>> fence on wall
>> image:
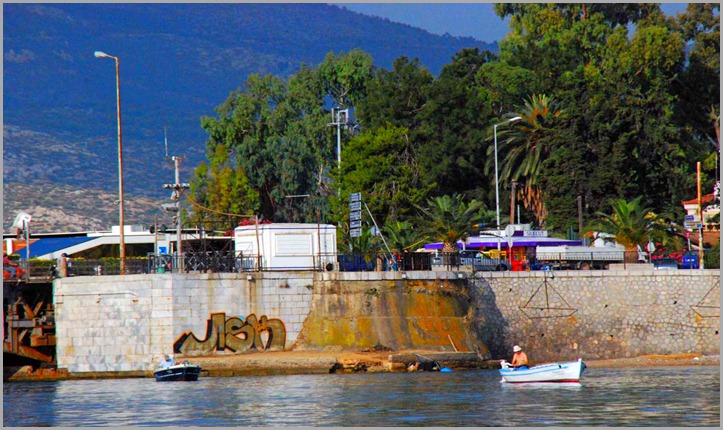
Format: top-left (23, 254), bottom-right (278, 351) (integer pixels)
top-left (3, 250), bottom-right (685, 283)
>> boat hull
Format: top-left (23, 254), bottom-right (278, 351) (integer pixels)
top-left (154, 363), bottom-right (202, 382)
top-left (499, 358), bottom-right (585, 383)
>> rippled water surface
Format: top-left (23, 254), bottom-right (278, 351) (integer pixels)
top-left (4, 366), bottom-right (719, 426)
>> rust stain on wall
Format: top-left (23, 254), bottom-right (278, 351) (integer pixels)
top-left (294, 279), bottom-right (486, 354)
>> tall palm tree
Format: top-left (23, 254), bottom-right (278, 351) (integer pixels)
top-left (586, 196), bottom-right (672, 262)
top-left (487, 94), bottom-right (562, 227)
top-left (414, 194), bottom-right (485, 252)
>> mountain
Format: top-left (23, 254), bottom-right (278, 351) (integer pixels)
top-left (2, 3), bottom-right (498, 233)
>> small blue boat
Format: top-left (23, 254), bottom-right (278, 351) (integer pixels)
top-left (154, 361), bottom-right (202, 382)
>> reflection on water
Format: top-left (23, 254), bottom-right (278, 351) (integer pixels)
top-left (4, 366), bottom-right (719, 426)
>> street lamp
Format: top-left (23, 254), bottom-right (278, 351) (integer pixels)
top-left (94, 50), bottom-right (126, 275)
top-left (493, 116), bottom-right (522, 250)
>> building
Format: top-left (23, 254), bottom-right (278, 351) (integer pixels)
top-left (681, 192), bottom-right (720, 247)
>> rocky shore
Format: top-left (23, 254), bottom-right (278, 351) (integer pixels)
top-left (5, 350), bottom-right (719, 381)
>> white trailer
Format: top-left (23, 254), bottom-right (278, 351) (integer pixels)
top-left (534, 245), bottom-right (630, 269)
top-left (234, 223), bottom-right (337, 271)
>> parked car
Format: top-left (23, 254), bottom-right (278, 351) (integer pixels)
top-left (474, 258), bottom-right (512, 271)
top-left (679, 252), bottom-right (700, 270)
top-left (458, 250), bottom-right (511, 271)
top-left (653, 258), bottom-right (679, 270)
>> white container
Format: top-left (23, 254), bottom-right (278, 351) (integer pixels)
top-left (234, 223), bottom-right (337, 270)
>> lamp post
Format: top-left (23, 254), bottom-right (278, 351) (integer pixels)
top-left (94, 50), bottom-right (126, 275)
top-left (493, 116), bottom-right (522, 250)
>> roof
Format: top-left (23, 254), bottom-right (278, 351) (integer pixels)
top-left (424, 236), bottom-right (582, 250)
top-left (14, 237), bottom-right (95, 259)
top-left (681, 193), bottom-right (716, 206)
top-left (235, 223), bottom-right (336, 232)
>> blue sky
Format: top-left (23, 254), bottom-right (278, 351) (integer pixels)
top-left (335, 3), bottom-right (688, 43)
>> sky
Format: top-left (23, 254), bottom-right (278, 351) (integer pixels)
top-left (334, 3), bottom-right (689, 43)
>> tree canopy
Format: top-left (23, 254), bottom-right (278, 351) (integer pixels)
top-left (192, 4), bottom-right (719, 251)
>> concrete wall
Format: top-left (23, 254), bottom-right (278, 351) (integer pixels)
top-left (54, 272), bottom-right (314, 373)
top-left (470, 269), bottom-right (720, 363)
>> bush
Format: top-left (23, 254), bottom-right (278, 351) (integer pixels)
top-left (704, 243), bottom-right (719, 269)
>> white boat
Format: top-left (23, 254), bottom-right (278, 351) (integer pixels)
top-left (499, 358), bottom-right (586, 383)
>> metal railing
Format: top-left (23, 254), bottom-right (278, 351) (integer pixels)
top-left (147, 252), bottom-right (255, 273)
top-left (531, 250), bottom-right (648, 270)
top-left (3, 250), bottom-right (670, 282)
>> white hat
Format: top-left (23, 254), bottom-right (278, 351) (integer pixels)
top-left (513, 345), bottom-right (522, 352)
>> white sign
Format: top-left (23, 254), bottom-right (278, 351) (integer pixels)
top-left (523, 230), bottom-right (548, 237)
top-left (350, 228), bottom-right (362, 238)
top-left (349, 192), bottom-right (361, 202)
top-left (350, 211), bottom-right (362, 221)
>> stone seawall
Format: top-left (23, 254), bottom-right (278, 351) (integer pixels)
top-left (470, 270), bottom-right (719, 363)
top-left (53, 269), bottom-right (719, 374)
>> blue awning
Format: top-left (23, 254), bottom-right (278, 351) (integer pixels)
top-left (14, 237), bottom-right (95, 258)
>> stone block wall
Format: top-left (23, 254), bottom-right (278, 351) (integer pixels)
top-left (54, 269), bottom-right (719, 373)
top-left (55, 272), bottom-right (314, 373)
top-left (470, 270), bottom-right (720, 363)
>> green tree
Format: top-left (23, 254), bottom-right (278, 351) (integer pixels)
top-left (416, 48), bottom-right (497, 199)
top-left (671, 4), bottom-right (720, 154)
top-left (189, 143), bottom-right (260, 230)
top-left (332, 124), bottom-right (432, 229)
top-left (317, 49), bottom-right (374, 108)
top-left (491, 3), bottom-right (709, 228)
top-left (488, 95), bottom-right (562, 228)
top-left (356, 56), bottom-right (434, 132)
top-left (196, 50), bottom-right (377, 224)
top-left (414, 194), bottom-right (485, 252)
top-left (382, 220), bottom-right (428, 253)
top-left (586, 196), bottom-right (674, 262)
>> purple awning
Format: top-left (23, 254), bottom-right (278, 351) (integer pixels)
top-left (424, 236), bottom-right (582, 250)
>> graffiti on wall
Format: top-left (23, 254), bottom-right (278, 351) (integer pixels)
top-left (174, 312), bottom-right (286, 355)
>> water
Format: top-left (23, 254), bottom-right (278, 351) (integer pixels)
top-left (4, 366), bottom-right (719, 426)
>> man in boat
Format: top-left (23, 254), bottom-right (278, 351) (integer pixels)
top-left (511, 345), bottom-right (529, 369)
top-left (159, 354), bottom-right (175, 369)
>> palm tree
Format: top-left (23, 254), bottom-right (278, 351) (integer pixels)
top-left (382, 221), bottom-right (428, 253)
top-left (414, 194), bottom-right (485, 252)
top-left (487, 94), bottom-right (562, 227)
top-left (586, 196), bottom-right (672, 263)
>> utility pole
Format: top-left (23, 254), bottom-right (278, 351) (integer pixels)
top-left (163, 155), bottom-right (189, 273)
top-left (697, 162), bottom-right (704, 269)
top-left (577, 196), bottom-right (583, 241)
